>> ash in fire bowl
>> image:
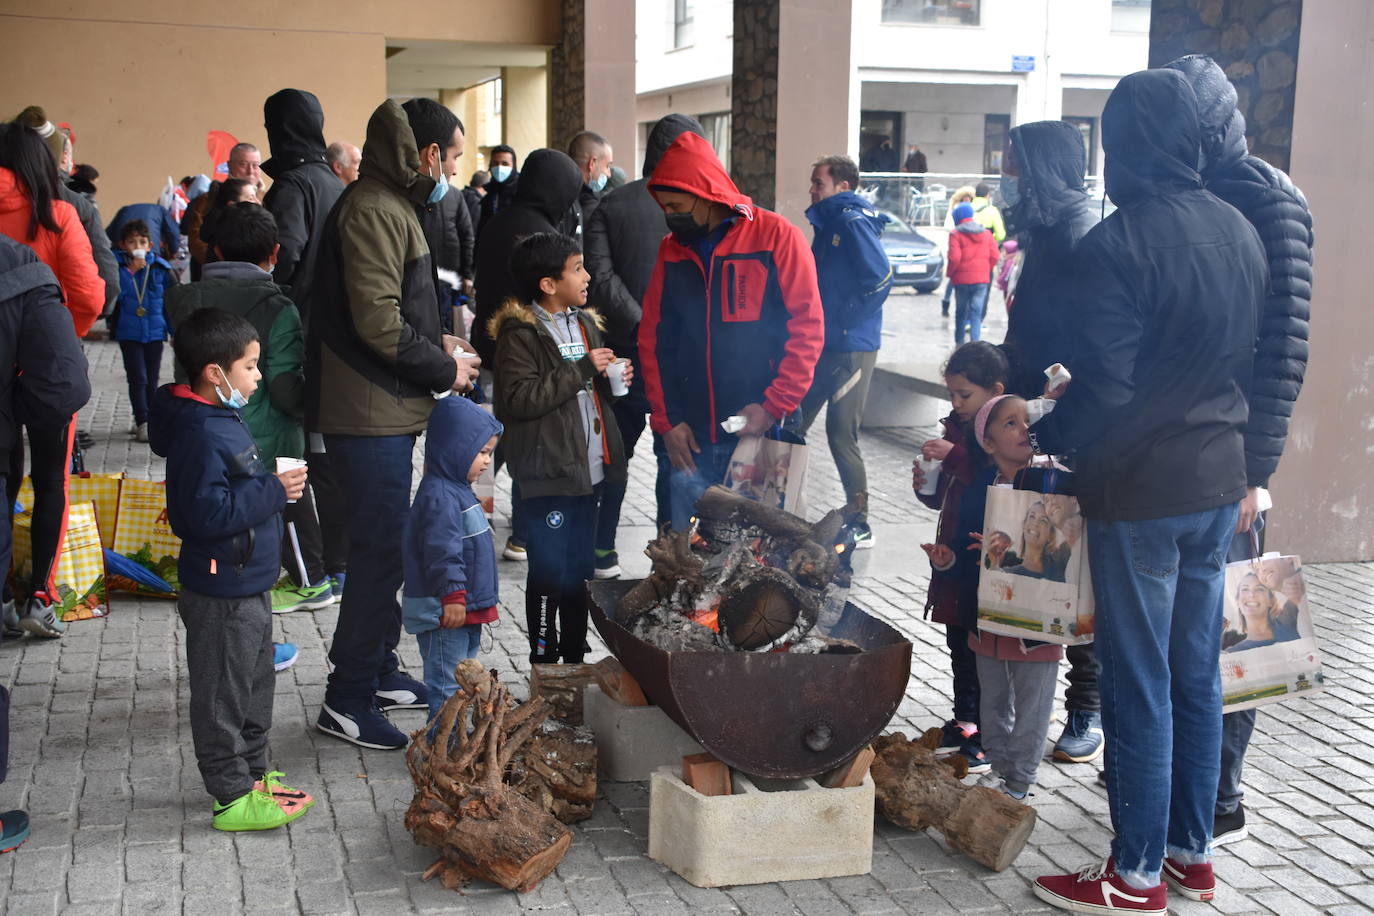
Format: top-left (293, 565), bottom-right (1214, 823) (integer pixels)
top-left (613, 485), bottom-right (862, 655)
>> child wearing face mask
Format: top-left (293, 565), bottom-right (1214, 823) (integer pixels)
top-left (113, 219), bottom-right (178, 442)
top-left (925, 394), bottom-right (1063, 800)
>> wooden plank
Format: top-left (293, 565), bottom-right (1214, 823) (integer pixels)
top-left (681, 752), bottom-right (732, 797)
top-left (820, 746), bottom-right (876, 789)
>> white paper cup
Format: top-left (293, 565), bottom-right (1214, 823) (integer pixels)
top-left (276, 457), bottom-right (307, 502)
top-left (917, 457), bottom-right (942, 496)
top-left (607, 358), bottom-right (630, 397)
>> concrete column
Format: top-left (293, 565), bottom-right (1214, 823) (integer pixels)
top-left (502, 65), bottom-right (549, 161)
top-left (732, 0), bottom-right (854, 227)
top-left (548, 0), bottom-right (637, 166)
top-left (1268, 2), bottom-right (1373, 561)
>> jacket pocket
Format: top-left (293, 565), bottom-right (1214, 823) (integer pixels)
top-left (720, 257), bottom-right (768, 323)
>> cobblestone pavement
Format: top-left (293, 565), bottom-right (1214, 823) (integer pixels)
top-left (1, 338), bottom-right (1371, 915)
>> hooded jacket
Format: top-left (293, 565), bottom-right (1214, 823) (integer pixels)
top-left (470, 149), bottom-right (584, 364)
top-left (108, 203), bottom-right (181, 265)
top-left (804, 190), bottom-right (892, 352)
top-left (1000, 120), bottom-right (1102, 397)
top-left (946, 216), bottom-right (999, 286)
top-left (402, 396), bottom-right (504, 634)
top-left (261, 89), bottom-right (343, 316)
top-left (166, 260), bottom-right (306, 464)
top-left (584, 114), bottom-right (706, 358)
top-left (149, 383), bottom-right (287, 598)
top-left (638, 132), bottom-right (824, 442)
top-left (477, 158), bottom-right (519, 235)
top-left (488, 301), bottom-right (627, 498)
top-left (0, 167), bottom-right (104, 337)
top-left (112, 250), bottom-right (176, 343)
top-left (305, 100), bottom-right (457, 437)
top-left (1028, 69), bottom-right (1268, 522)
top-left (1165, 54), bottom-right (1314, 489)
top-left (0, 236), bottom-right (90, 458)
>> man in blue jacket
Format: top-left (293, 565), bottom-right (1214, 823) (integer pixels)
top-left (800, 155), bottom-right (892, 546)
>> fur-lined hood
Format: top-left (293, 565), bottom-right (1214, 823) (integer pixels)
top-left (486, 299), bottom-right (604, 342)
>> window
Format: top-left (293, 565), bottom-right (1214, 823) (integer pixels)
top-left (984, 114), bottom-right (1010, 175)
top-left (1064, 116), bottom-right (1098, 175)
top-left (1110, 0), bottom-right (1150, 32)
top-left (699, 112), bottom-right (730, 172)
top-left (673, 0), bottom-right (695, 48)
top-left (859, 111), bottom-right (904, 173)
top-left (882, 0), bottom-right (980, 26)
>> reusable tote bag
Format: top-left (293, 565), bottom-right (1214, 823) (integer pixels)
top-left (724, 426), bottom-right (810, 519)
top-left (10, 499), bottom-right (108, 622)
top-left (109, 479), bottom-right (181, 597)
top-left (69, 472), bottom-right (124, 550)
top-left (1220, 554), bottom-right (1325, 712)
top-left (975, 468), bottom-right (1094, 645)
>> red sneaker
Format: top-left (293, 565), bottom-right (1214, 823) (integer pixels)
top-left (1163, 857), bottom-right (1215, 901)
top-left (1033, 859), bottom-right (1167, 914)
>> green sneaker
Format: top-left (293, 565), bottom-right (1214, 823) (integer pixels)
top-left (270, 580), bottom-right (335, 614)
top-left (254, 771), bottom-right (316, 815)
top-left (212, 788), bottom-right (305, 832)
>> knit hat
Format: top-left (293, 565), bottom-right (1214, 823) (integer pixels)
top-left (974, 394), bottom-right (1013, 451)
top-left (952, 202), bottom-right (976, 224)
top-left (14, 106), bottom-right (65, 167)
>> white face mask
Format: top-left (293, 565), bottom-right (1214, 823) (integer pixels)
top-left (129, 247), bottom-right (149, 261)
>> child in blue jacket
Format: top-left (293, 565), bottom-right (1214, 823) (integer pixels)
top-left (402, 396), bottom-right (504, 721)
top-left (113, 219), bottom-right (177, 442)
top-left (148, 307), bottom-right (314, 833)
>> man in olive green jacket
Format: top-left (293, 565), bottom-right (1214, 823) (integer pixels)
top-left (306, 98), bottom-right (478, 750)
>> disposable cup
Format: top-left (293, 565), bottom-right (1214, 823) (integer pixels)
top-left (276, 457), bottom-right (307, 502)
top-left (917, 457), bottom-right (942, 496)
top-left (607, 358), bottom-right (630, 397)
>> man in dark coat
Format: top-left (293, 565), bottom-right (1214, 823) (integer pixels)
top-left (997, 119), bottom-right (1104, 767)
top-left (1028, 69), bottom-right (1267, 912)
top-left (261, 89), bottom-right (342, 319)
top-left (402, 100), bottom-right (474, 332)
top-left (583, 114), bottom-right (704, 575)
top-left (1164, 53), bottom-right (1314, 850)
top-left (476, 144), bottom-right (518, 236)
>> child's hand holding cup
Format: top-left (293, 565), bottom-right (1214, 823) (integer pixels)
top-left (606, 358), bottom-right (633, 396)
top-left (914, 456), bottom-right (942, 496)
top-left (275, 457), bottom-right (308, 503)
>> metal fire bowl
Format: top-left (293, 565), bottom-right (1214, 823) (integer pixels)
top-left (588, 579), bottom-right (913, 780)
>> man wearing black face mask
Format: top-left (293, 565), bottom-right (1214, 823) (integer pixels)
top-left (638, 132), bottom-right (824, 531)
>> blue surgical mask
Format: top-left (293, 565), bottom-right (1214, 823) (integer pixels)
top-left (589, 171), bottom-right (608, 194)
top-left (492, 164), bottom-right (512, 184)
top-left (214, 365), bottom-right (249, 410)
top-left (427, 163), bottom-right (449, 205)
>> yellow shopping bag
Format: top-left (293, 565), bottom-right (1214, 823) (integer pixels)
top-left (10, 500), bottom-right (108, 622)
top-left (70, 472), bottom-right (123, 550)
top-left (109, 478), bottom-right (181, 597)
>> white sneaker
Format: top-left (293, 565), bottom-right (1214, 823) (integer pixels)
top-left (502, 539), bottom-right (528, 561)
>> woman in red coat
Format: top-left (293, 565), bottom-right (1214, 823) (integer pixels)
top-left (946, 202), bottom-right (1000, 345)
top-left (0, 121), bottom-right (103, 638)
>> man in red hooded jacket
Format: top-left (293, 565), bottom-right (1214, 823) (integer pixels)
top-left (638, 133), bottom-right (824, 530)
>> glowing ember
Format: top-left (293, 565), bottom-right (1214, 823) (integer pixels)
top-left (687, 602), bottom-right (721, 632)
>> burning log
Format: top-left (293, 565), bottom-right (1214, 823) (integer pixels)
top-left (869, 731), bottom-right (1036, 872)
top-left (405, 661), bottom-right (572, 892)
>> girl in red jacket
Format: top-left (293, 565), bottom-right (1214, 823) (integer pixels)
top-left (946, 202), bottom-right (1000, 345)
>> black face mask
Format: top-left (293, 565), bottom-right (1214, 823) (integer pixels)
top-left (666, 210), bottom-right (710, 244)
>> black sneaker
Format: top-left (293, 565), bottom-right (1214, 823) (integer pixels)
top-left (933, 720), bottom-right (973, 758)
top-left (1213, 804), bottom-right (1247, 848)
top-left (851, 523), bottom-right (875, 551)
top-left (316, 699), bottom-right (408, 750)
top-left (594, 550), bottom-right (622, 580)
top-left (957, 736), bottom-right (991, 774)
top-left (375, 670), bottom-right (429, 711)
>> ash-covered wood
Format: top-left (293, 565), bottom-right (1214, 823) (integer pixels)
top-left (405, 661), bottom-right (572, 892)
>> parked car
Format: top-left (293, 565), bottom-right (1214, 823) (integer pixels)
top-left (880, 211), bottom-right (944, 293)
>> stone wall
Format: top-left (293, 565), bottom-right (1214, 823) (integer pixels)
top-left (1148, 0), bottom-right (1303, 171)
top-left (731, 0), bottom-right (780, 209)
top-left (548, 0), bottom-right (586, 150)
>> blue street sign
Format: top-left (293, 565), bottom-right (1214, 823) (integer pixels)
top-left (1012, 55), bottom-right (1036, 72)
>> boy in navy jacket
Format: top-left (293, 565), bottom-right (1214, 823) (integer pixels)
top-left (402, 396), bottom-right (503, 721)
top-left (149, 307), bottom-right (315, 833)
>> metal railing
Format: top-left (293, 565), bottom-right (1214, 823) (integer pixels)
top-left (854, 172), bottom-right (1109, 228)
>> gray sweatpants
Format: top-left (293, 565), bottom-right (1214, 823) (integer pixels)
top-left (975, 654), bottom-right (1058, 795)
top-left (178, 588), bottom-right (275, 805)
top-left (799, 349), bottom-right (878, 509)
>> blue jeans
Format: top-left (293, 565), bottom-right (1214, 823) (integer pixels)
top-left (1087, 501), bottom-right (1239, 885)
top-left (953, 283), bottom-right (989, 344)
top-left (669, 440), bottom-right (737, 531)
top-left (416, 624), bottom-right (482, 721)
top-left (323, 433), bottom-right (416, 702)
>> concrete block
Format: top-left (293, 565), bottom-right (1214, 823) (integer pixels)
top-left (584, 685), bottom-right (703, 782)
top-left (648, 766), bottom-right (874, 887)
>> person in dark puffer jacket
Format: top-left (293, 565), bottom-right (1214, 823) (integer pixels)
top-left (1165, 52), bottom-right (1315, 851)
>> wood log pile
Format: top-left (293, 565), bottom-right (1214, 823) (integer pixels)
top-left (614, 485), bottom-right (859, 654)
top-left (404, 660), bottom-right (573, 893)
top-left (869, 729), bottom-right (1037, 872)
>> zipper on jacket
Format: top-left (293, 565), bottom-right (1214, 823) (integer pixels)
top-left (704, 253), bottom-right (718, 439)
